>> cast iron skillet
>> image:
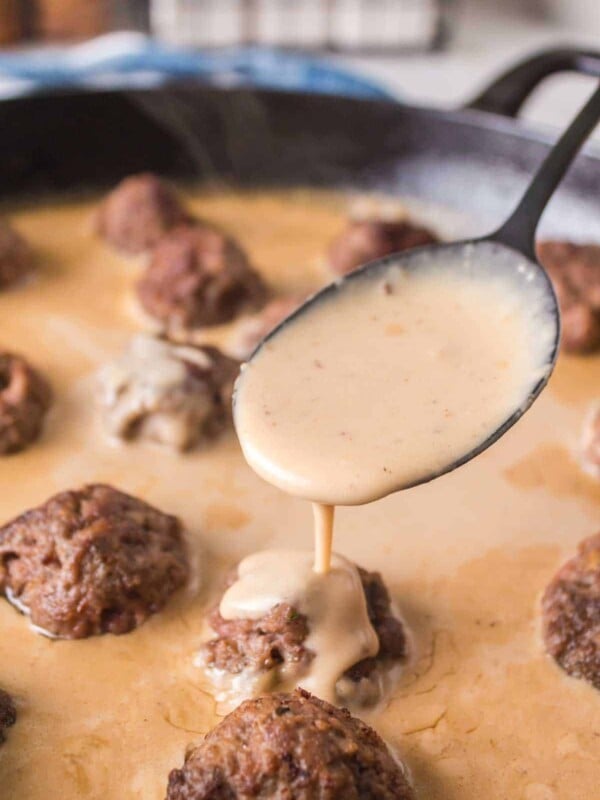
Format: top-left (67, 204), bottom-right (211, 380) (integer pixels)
top-left (0, 47), bottom-right (599, 242)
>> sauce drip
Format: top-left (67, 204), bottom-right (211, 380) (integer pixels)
top-left (312, 502), bottom-right (335, 573)
top-left (219, 549), bottom-right (379, 703)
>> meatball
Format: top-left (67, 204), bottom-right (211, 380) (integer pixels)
top-left (200, 566), bottom-right (406, 700)
top-left (580, 403), bottom-right (600, 480)
top-left (0, 219), bottom-right (32, 289)
top-left (95, 173), bottom-right (190, 254)
top-left (227, 295), bottom-right (304, 359)
top-left (166, 688), bottom-right (414, 800)
top-left (0, 689), bottom-right (16, 745)
top-left (328, 218), bottom-right (439, 276)
top-left (537, 241), bottom-right (600, 353)
top-left (0, 484), bottom-right (188, 639)
top-left (0, 351), bottom-right (52, 455)
top-left (542, 531), bottom-right (600, 689)
top-left (137, 224), bottom-right (266, 329)
top-left (99, 334), bottom-right (239, 451)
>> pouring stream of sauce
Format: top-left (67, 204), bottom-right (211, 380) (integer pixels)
top-left (312, 502), bottom-right (335, 573)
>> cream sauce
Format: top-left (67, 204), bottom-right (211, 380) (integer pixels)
top-left (0, 190), bottom-right (598, 800)
top-left (234, 257), bottom-right (557, 506)
top-left (312, 502), bottom-right (335, 573)
top-left (219, 549), bottom-right (379, 704)
top-left (99, 333), bottom-right (215, 448)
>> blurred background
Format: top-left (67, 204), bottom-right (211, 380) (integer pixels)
top-left (0, 0), bottom-right (598, 133)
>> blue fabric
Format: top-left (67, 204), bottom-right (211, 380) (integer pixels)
top-left (0, 34), bottom-right (395, 100)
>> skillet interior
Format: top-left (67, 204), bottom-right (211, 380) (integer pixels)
top-left (1, 84), bottom-right (600, 238)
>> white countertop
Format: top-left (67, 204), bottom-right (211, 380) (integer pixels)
top-left (337, 3), bottom-right (600, 138)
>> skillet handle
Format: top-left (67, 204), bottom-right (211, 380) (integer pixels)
top-left (467, 48), bottom-right (600, 117)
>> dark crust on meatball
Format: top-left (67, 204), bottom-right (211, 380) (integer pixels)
top-left (329, 218), bottom-right (439, 276)
top-left (201, 566), bottom-right (406, 682)
top-left (537, 241), bottom-right (600, 353)
top-left (166, 688), bottom-right (414, 800)
top-left (137, 224), bottom-right (267, 329)
top-left (0, 484), bottom-right (189, 639)
top-left (542, 532), bottom-right (600, 689)
top-left (0, 219), bottom-right (32, 289)
top-left (0, 689), bottom-right (16, 745)
top-left (204, 601), bottom-right (312, 676)
top-left (345, 568), bottom-right (407, 681)
top-left (96, 173), bottom-right (190, 254)
top-left (0, 352), bottom-right (52, 455)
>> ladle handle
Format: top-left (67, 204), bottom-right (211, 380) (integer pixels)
top-left (492, 82), bottom-right (600, 260)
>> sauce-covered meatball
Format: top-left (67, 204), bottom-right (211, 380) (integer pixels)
top-left (99, 334), bottom-right (239, 451)
top-left (166, 689), bottom-right (415, 800)
top-left (96, 173), bottom-right (190, 254)
top-left (136, 224), bottom-right (267, 329)
top-left (542, 531), bottom-right (600, 689)
top-left (0, 689), bottom-right (16, 745)
top-left (328, 218), bottom-right (438, 276)
top-left (200, 564), bottom-right (406, 706)
top-left (0, 351), bottom-right (52, 455)
top-left (0, 219), bottom-right (32, 289)
top-left (537, 241), bottom-right (600, 353)
top-left (0, 484), bottom-right (188, 639)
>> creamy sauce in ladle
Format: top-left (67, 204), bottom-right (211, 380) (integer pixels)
top-left (235, 254), bottom-right (557, 511)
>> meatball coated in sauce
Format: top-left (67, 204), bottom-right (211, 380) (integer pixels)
top-left (166, 689), bottom-right (414, 800)
top-left (537, 241), bottom-right (600, 353)
top-left (0, 219), bottom-right (32, 289)
top-left (0, 484), bottom-right (188, 639)
top-left (99, 334), bottom-right (239, 451)
top-left (201, 566), bottom-right (406, 701)
top-left (328, 218), bottom-right (439, 276)
top-left (0, 689), bottom-right (16, 745)
top-left (136, 224), bottom-right (267, 329)
top-left (96, 173), bottom-right (190, 254)
top-left (0, 351), bottom-right (52, 455)
top-left (542, 532), bottom-right (600, 689)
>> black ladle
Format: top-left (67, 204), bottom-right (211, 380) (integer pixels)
top-left (238, 83), bottom-right (600, 500)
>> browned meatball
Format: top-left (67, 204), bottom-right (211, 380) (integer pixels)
top-left (201, 566), bottom-right (406, 692)
top-left (0, 219), bottom-right (32, 289)
top-left (99, 334), bottom-right (239, 451)
top-left (329, 218), bottom-right (439, 276)
top-left (96, 173), bottom-right (190, 254)
top-left (0, 484), bottom-right (188, 639)
top-left (228, 295), bottom-right (305, 359)
top-left (0, 689), bottom-right (16, 745)
top-left (166, 689), bottom-right (414, 800)
top-left (0, 351), bottom-right (52, 455)
top-left (537, 241), bottom-right (600, 353)
top-left (137, 224), bottom-right (267, 329)
top-left (542, 532), bottom-right (600, 689)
